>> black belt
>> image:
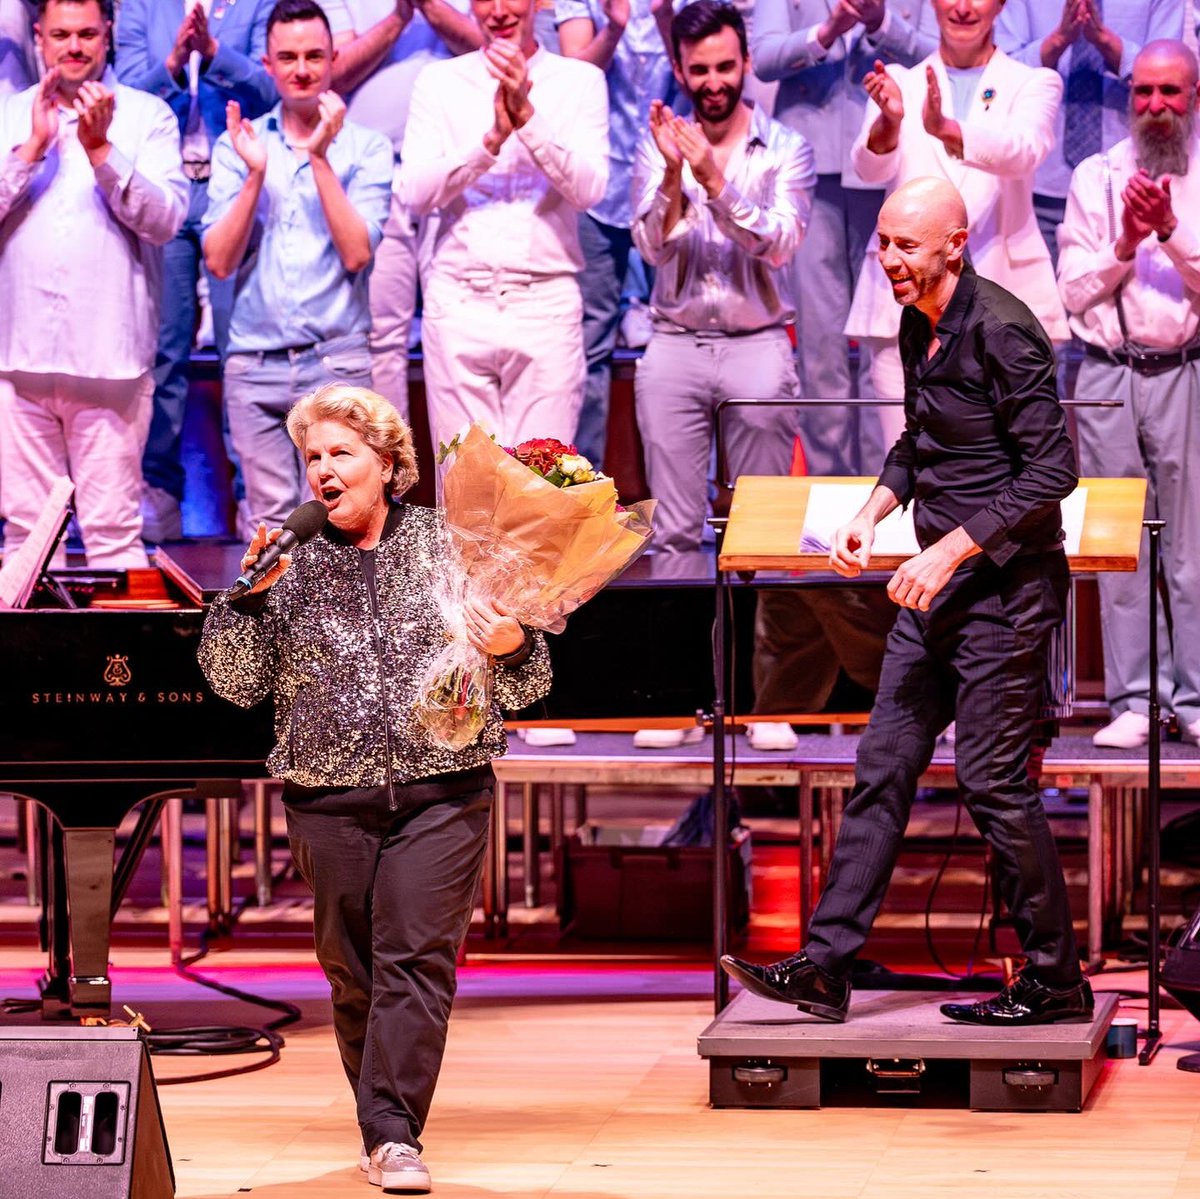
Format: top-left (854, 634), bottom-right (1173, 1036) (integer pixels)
top-left (1083, 341), bottom-right (1200, 376)
top-left (258, 342), bottom-right (318, 359)
top-left (183, 160), bottom-right (211, 182)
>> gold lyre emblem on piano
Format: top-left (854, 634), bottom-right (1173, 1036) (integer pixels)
top-left (103, 654), bottom-right (132, 688)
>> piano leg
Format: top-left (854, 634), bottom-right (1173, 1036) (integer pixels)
top-left (38, 813), bottom-right (73, 1019)
top-left (39, 826), bottom-right (116, 1018)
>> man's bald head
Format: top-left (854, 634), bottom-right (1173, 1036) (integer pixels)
top-left (875, 178), bottom-right (969, 321)
top-left (879, 177), bottom-right (968, 241)
top-left (1136, 39), bottom-right (1199, 89)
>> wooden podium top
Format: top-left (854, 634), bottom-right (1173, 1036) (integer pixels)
top-left (719, 476), bottom-right (1147, 574)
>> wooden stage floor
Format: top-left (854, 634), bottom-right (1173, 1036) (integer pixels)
top-left (2, 947), bottom-right (1199, 1198)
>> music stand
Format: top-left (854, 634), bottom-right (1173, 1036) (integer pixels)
top-left (710, 474), bottom-right (1146, 1013)
top-left (0, 476), bottom-right (75, 610)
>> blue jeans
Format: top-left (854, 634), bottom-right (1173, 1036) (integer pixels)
top-left (144, 178), bottom-right (233, 500)
top-left (223, 332), bottom-right (372, 529)
top-left (574, 215), bottom-right (633, 469)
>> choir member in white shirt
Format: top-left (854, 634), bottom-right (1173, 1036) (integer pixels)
top-left (398, 0), bottom-right (608, 450)
top-left (0, 0), bottom-right (187, 570)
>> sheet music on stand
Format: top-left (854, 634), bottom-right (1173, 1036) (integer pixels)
top-left (0, 476), bottom-right (74, 609)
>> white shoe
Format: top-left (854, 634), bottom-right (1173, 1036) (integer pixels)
top-left (518, 727), bottom-right (576, 747)
top-left (367, 1142), bottom-right (430, 1192)
top-left (359, 1146), bottom-right (370, 1172)
top-left (746, 721), bottom-right (799, 751)
top-left (939, 721), bottom-right (956, 747)
top-left (1092, 710), bottom-right (1150, 749)
top-left (1179, 715), bottom-right (1200, 746)
top-left (632, 726), bottom-right (704, 749)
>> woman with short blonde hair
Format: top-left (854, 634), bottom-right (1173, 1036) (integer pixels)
top-left (286, 382), bottom-right (419, 499)
top-left (202, 382), bottom-right (551, 1194)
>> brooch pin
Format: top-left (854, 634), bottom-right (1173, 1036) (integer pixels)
top-left (982, 87), bottom-right (995, 110)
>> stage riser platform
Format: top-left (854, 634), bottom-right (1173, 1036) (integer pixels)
top-left (708, 1053), bottom-right (1103, 1111)
top-left (699, 989), bottom-right (1117, 1113)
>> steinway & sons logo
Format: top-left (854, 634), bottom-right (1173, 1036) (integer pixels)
top-left (29, 654), bottom-right (207, 706)
top-left (103, 654), bottom-right (132, 687)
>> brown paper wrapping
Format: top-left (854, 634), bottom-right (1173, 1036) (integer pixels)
top-left (441, 424), bottom-right (654, 633)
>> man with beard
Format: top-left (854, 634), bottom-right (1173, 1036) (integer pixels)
top-left (1058, 38), bottom-right (1200, 749)
top-left (398, 0), bottom-right (609, 451)
top-left (631, 0), bottom-right (814, 557)
top-left (723, 176), bottom-right (1092, 1027)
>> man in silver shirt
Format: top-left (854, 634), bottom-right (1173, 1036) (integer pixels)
top-left (631, 0), bottom-right (814, 555)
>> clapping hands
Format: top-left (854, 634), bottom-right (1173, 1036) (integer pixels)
top-left (483, 38), bottom-right (534, 152)
top-left (168, 1), bottom-right (219, 78)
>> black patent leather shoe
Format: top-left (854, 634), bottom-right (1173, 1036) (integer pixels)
top-left (720, 951), bottom-right (851, 1021)
top-left (940, 974), bottom-right (1094, 1026)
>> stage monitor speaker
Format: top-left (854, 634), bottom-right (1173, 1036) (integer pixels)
top-left (0, 1025), bottom-right (174, 1198)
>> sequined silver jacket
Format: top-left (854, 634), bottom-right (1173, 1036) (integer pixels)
top-left (198, 503), bottom-right (552, 789)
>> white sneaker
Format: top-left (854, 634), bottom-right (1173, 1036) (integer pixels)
top-left (359, 1146), bottom-right (369, 1173)
top-left (367, 1142), bottom-right (430, 1193)
top-left (632, 726), bottom-right (704, 749)
top-left (1179, 715), bottom-right (1200, 746)
top-left (939, 721), bottom-right (956, 747)
top-left (1093, 710), bottom-right (1151, 749)
top-left (746, 721), bottom-right (799, 751)
top-left (518, 727), bottom-right (576, 747)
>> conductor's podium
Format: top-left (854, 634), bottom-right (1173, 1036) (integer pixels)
top-left (699, 988), bottom-right (1119, 1112)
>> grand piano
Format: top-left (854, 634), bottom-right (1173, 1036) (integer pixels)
top-left (1, 538), bottom-right (762, 1019)
top-left (0, 544), bottom-right (273, 1018)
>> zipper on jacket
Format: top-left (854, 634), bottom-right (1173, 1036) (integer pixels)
top-left (361, 549), bottom-right (398, 810)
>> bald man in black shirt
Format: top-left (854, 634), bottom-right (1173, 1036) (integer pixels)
top-left (723, 176), bottom-right (1092, 1027)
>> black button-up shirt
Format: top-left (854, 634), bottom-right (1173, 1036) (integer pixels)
top-left (877, 264), bottom-right (1078, 568)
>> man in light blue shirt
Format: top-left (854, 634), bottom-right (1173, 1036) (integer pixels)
top-left (202, 0), bottom-right (392, 529)
top-left (557, 0), bottom-right (679, 468)
top-left (116, 0), bottom-right (277, 541)
top-left (996, 0), bottom-right (1184, 261)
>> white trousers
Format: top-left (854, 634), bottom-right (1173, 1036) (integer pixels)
top-left (421, 271), bottom-right (584, 452)
top-left (368, 179), bottom-right (418, 421)
top-left (0, 370), bottom-right (152, 569)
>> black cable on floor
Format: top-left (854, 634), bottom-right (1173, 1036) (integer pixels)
top-left (148, 863), bottom-right (302, 1085)
top-left (5, 859), bottom-right (302, 1085)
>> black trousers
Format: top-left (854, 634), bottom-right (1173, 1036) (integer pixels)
top-left (285, 775), bottom-right (493, 1153)
top-left (805, 552), bottom-right (1082, 987)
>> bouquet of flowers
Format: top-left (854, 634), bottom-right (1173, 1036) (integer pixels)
top-left (414, 425), bottom-right (655, 749)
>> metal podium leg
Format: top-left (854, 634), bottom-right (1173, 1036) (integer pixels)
top-left (799, 772), bottom-right (814, 944)
top-left (1087, 778), bottom-right (1103, 968)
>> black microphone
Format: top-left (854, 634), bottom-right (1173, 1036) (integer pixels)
top-left (229, 500), bottom-right (328, 600)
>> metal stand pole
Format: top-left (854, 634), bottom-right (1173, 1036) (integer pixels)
top-left (1139, 519), bottom-right (1165, 1065)
top-left (709, 516), bottom-right (730, 1014)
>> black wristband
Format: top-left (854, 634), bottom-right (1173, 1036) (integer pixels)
top-left (493, 627), bottom-right (533, 669)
